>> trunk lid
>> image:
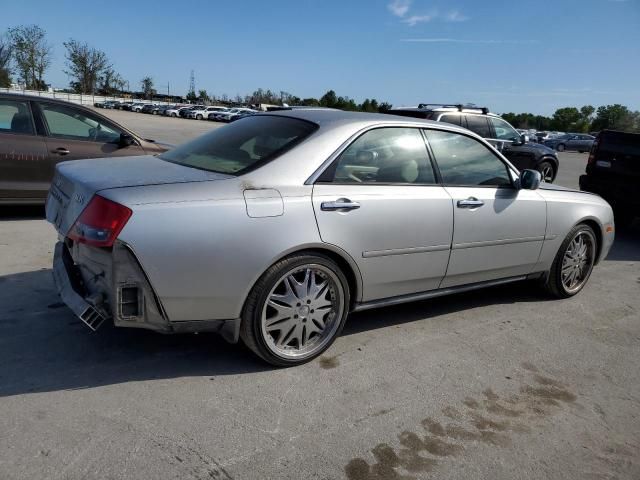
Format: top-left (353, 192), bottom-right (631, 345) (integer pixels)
top-left (46, 155), bottom-right (231, 235)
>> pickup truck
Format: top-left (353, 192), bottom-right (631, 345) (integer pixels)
top-left (580, 129), bottom-right (640, 227)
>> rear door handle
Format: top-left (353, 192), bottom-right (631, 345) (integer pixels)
top-left (51, 148), bottom-right (70, 156)
top-left (457, 197), bottom-right (484, 209)
top-left (321, 198), bottom-right (361, 212)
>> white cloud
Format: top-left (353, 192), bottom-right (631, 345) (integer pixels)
top-left (388, 0), bottom-right (412, 17)
top-left (445, 10), bottom-right (469, 22)
top-left (388, 2), bottom-right (469, 26)
top-left (403, 13), bottom-right (437, 26)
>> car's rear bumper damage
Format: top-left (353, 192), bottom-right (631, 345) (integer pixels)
top-left (52, 240), bottom-right (240, 342)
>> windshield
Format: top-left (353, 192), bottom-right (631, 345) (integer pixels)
top-left (159, 115), bottom-right (318, 175)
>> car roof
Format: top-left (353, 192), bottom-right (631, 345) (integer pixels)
top-left (262, 108), bottom-right (467, 132)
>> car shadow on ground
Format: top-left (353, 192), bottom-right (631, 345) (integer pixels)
top-left (605, 223), bottom-right (640, 261)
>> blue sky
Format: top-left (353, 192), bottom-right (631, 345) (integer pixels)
top-left (2, 0), bottom-right (639, 115)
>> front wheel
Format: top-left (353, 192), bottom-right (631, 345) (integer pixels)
top-left (240, 253), bottom-right (350, 366)
top-left (538, 160), bottom-right (556, 183)
top-left (543, 224), bottom-right (597, 298)
top-left (556, 143), bottom-right (565, 152)
top-left (196, 114), bottom-right (203, 120)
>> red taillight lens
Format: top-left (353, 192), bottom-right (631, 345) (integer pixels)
top-left (67, 195), bottom-right (132, 248)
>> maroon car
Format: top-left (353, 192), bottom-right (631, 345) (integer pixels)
top-left (0, 93), bottom-right (169, 204)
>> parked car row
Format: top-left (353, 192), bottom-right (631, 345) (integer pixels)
top-left (101, 101), bottom-right (261, 123)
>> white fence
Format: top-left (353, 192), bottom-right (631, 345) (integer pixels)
top-left (0, 87), bottom-right (172, 107)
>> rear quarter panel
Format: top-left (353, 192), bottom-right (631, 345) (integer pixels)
top-left (102, 181), bottom-right (345, 322)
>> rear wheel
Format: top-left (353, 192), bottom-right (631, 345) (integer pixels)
top-left (172, 112), bottom-right (177, 117)
top-left (197, 114), bottom-right (203, 120)
top-left (240, 253), bottom-right (349, 366)
top-left (538, 161), bottom-right (556, 183)
top-left (543, 224), bottom-right (597, 298)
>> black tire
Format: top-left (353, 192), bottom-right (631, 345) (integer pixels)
top-left (240, 252), bottom-right (350, 367)
top-left (556, 143), bottom-right (565, 152)
top-left (542, 224), bottom-right (597, 298)
top-left (537, 160), bottom-right (556, 183)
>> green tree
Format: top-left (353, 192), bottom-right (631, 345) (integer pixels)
top-left (591, 104), bottom-right (639, 132)
top-left (198, 89), bottom-right (209, 103)
top-left (7, 25), bottom-right (52, 90)
top-left (551, 107), bottom-right (582, 131)
top-left (0, 34), bottom-right (11, 87)
top-left (63, 39), bottom-right (111, 94)
top-left (378, 102), bottom-right (393, 113)
top-left (140, 76), bottom-right (155, 99)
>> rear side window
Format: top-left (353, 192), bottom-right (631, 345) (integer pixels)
top-left (465, 115), bottom-right (492, 138)
top-left (0, 99), bottom-right (34, 135)
top-left (439, 114), bottom-right (461, 126)
top-left (159, 115), bottom-right (318, 175)
top-left (425, 130), bottom-right (512, 187)
top-left (326, 127), bottom-right (436, 184)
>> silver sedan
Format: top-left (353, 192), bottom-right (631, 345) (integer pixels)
top-left (46, 110), bottom-right (615, 366)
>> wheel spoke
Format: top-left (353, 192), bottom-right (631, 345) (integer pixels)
top-left (265, 301), bottom-right (294, 326)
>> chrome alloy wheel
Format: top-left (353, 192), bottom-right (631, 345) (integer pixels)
top-left (541, 164), bottom-right (554, 183)
top-left (561, 230), bottom-right (595, 294)
top-left (261, 264), bottom-right (344, 359)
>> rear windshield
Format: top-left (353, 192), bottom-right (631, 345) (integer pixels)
top-left (159, 115), bottom-right (318, 175)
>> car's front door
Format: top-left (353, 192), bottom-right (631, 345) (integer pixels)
top-left (35, 101), bottom-right (145, 174)
top-left (423, 129), bottom-right (547, 288)
top-left (312, 127), bottom-right (454, 301)
top-left (0, 97), bottom-right (50, 201)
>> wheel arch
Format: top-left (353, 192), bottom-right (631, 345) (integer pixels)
top-left (576, 218), bottom-right (604, 265)
top-left (242, 243), bottom-right (364, 316)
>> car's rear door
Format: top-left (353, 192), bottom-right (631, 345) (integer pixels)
top-left (36, 101), bottom-right (145, 172)
top-left (0, 97), bottom-right (50, 202)
top-left (312, 127), bottom-right (454, 301)
top-left (424, 128), bottom-right (546, 287)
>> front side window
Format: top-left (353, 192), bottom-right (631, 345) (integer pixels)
top-left (425, 130), bottom-right (512, 187)
top-left (465, 115), bottom-right (492, 138)
top-left (39, 103), bottom-right (121, 142)
top-left (159, 115), bottom-right (317, 175)
top-left (489, 117), bottom-right (520, 142)
top-left (327, 128), bottom-right (436, 185)
top-left (0, 99), bottom-right (34, 135)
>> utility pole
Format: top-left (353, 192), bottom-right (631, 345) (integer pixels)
top-left (188, 70), bottom-right (195, 102)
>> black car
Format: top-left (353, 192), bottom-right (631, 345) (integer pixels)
top-left (141, 104), bottom-right (158, 114)
top-left (386, 104), bottom-right (560, 182)
top-left (579, 129), bottom-right (640, 227)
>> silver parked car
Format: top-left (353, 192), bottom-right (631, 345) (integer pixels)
top-left (45, 110), bottom-right (615, 366)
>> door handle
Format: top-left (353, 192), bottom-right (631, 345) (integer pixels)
top-left (321, 198), bottom-right (361, 212)
top-left (457, 197), bottom-right (484, 209)
top-left (52, 148), bottom-right (70, 156)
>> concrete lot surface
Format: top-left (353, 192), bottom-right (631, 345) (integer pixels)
top-left (0, 113), bottom-right (638, 479)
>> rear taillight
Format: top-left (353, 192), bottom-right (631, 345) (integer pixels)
top-left (67, 195), bottom-right (132, 248)
top-left (587, 139), bottom-right (599, 165)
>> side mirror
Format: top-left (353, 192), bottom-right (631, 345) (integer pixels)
top-left (512, 134), bottom-right (527, 146)
top-left (519, 169), bottom-right (542, 190)
top-left (119, 133), bottom-right (135, 148)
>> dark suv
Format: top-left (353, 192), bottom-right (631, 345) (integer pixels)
top-left (0, 93), bottom-right (169, 204)
top-left (579, 129), bottom-right (640, 227)
top-left (385, 104), bottom-right (560, 182)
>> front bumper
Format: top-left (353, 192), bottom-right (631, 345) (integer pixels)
top-left (52, 240), bottom-right (240, 341)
